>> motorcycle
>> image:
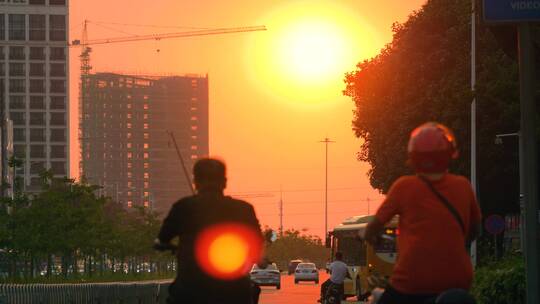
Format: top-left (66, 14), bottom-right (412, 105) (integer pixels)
top-left (368, 288), bottom-right (476, 304)
top-left (322, 282), bottom-right (344, 304)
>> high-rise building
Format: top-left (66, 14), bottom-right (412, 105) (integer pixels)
top-left (80, 73), bottom-right (209, 215)
top-left (0, 0), bottom-right (69, 192)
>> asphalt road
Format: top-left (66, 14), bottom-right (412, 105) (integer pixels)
top-left (259, 270), bottom-right (328, 304)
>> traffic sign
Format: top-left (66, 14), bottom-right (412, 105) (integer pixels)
top-left (485, 214), bottom-right (506, 235)
top-left (484, 0), bottom-right (540, 23)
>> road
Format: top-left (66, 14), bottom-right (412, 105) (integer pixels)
top-left (259, 271), bottom-right (363, 304)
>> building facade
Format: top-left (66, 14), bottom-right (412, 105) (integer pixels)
top-left (0, 0), bottom-right (69, 192)
top-left (80, 73), bottom-right (209, 215)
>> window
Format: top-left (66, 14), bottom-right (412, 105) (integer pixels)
top-left (30, 79), bottom-right (45, 93)
top-left (126, 123), bottom-right (132, 129)
top-left (30, 47), bottom-right (45, 60)
top-left (49, 15), bottom-right (66, 41)
top-left (50, 145), bottom-right (65, 158)
top-left (50, 129), bottom-right (65, 142)
top-left (30, 112), bottom-right (44, 125)
top-left (127, 181), bottom-right (133, 188)
top-left (30, 162), bottom-right (45, 174)
top-left (143, 153), bottom-right (149, 159)
top-left (127, 201), bottom-right (133, 208)
top-left (144, 163), bottom-right (149, 169)
top-left (191, 145), bottom-right (198, 150)
top-left (127, 113), bottom-right (132, 119)
top-left (144, 182), bottom-right (149, 189)
top-left (191, 107), bottom-right (197, 111)
top-left (143, 114), bottom-right (148, 119)
top-left (29, 15), bottom-right (46, 41)
top-left (50, 96), bottom-right (65, 109)
top-left (29, 0), bottom-right (46, 4)
top-left (50, 47), bottom-right (65, 60)
top-left (191, 97), bottom-right (198, 102)
top-left (9, 46), bottom-right (25, 60)
top-left (191, 135), bottom-right (198, 140)
top-left (9, 14), bottom-right (25, 41)
top-left (143, 123), bottom-right (149, 129)
top-left (144, 201), bottom-right (149, 208)
top-left (13, 128), bottom-right (25, 142)
top-left (127, 152), bottom-right (132, 159)
top-left (50, 80), bottom-right (65, 93)
top-left (144, 172), bottom-right (149, 179)
top-left (191, 155), bottom-right (198, 160)
top-left (30, 63), bottom-right (45, 76)
top-left (127, 172), bottom-right (132, 178)
top-left (30, 145), bottom-right (45, 158)
top-left (9, 79), bottom-right (25, 93)
top-left (143, 104), bottom-right (149, 110)
top-left (9, 96), bottom-right (25, 109)
top-left (49, 0), bottom-right (66, 5)
top-left (127, 103), bottom-right (132, 109)
top-left (50, 63), bottom-right (65, 77)
top-left (127, 143), bottom-right (132, 148)
top-left (191, 126), bottom-right (198, 131)
top-left (127, 191), bottom-right (132, 197)
top-left (127, 162), bottom-right (132, 169)
top-left (30, 96), bottom-right (44, 109)
top-left (127, 133), bottom-right (132, 139)
top-left (143, 133), bottom-right (149, 139)
top-left (0, 14), bottom-right (4, 41)
top-left (9, 63), bottom-right (25, 76)
top-left (30, 128), bottom-right (45, 141)
top-left (9, 112), bottom-right (25, 125)
top-left (144, 143), bottom-right (149, 149)
top-left (51, 162), bottom-right (65, 175)
top-left (191, 116), bottom-right (198, 121)
top-left (50, 113), bottom-right (65, 126)
top-left (14, 145), bottom-right (26, 158)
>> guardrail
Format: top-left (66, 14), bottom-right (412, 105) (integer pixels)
top-left (0, 281), bottom-right (171, 304)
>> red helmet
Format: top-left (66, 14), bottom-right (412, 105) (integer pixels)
top-left (407, 122), bottom-right (458, 173)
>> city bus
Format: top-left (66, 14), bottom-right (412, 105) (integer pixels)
top-left (327, 215), bottom-right (398, 300)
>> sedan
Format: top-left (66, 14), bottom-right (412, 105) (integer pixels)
top-left (250, 263), bottom-right (281, 289)
top-left (294, 262), bottom-right (319, 284)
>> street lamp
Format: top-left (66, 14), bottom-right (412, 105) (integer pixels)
top-left (319, 137), bottom-right (335, 238)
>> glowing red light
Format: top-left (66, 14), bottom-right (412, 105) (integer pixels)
top-left (195, 223), bottom-right (263, 280)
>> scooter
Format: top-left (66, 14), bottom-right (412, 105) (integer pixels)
top-left (322, 282), bottom-right (344, 304)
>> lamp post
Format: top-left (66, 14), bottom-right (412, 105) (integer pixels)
top-left (319, 137), bottom-right (334, 238)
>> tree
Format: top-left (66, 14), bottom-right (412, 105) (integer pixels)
top-left (344, 0), bottom-right (520, 216)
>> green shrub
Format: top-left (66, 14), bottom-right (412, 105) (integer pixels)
top-left (472, 255), bottom-right (525, 304)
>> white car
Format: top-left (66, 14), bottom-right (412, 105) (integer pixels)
top-left (250, 263), bottom-right (281, 289)
top-left (294, 262), bottom-right (319, 284)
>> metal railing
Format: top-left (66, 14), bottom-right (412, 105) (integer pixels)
top-left (0, 281), bottom-right (171, 304)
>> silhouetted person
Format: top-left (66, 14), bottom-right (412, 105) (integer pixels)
top-left (157, 158), bottom-right (263, 304)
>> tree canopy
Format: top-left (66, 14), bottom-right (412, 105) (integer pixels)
top-left (344, 0), bottom-right (520, 215)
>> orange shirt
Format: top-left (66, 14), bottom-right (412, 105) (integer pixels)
top-left (375, 174), bottom-right (482, 294)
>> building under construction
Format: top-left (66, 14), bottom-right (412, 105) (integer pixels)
top-left (80, 72), bottom-right (209, 215)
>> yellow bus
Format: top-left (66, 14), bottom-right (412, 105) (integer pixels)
top-left (327, 215), bottom-right (398, 300)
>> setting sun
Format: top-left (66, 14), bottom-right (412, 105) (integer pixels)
top-left (247, 1), bottom-right (381, 107)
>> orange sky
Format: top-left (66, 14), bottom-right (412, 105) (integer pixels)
top-left (69, 0), bottom-right (427, 238)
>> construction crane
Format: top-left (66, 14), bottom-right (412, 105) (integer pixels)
top-left (75, 21), bottom-right (266, 193)
top-left (72, 20), bottom-right (266, 79)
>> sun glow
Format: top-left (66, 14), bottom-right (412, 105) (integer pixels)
top-left (247, 1), bottom-right (381, 107)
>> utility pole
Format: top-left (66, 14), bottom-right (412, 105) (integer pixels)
top-left (279, 186), bottom-right (283, 236)
top-left (320, 137), bottom-right (335, 237)
top-left (519, 22), bottom-right (540, 304)
top-left (0, 79), bottom-right (5, 198)
top-left (470, 0), bottom-right (478, 268)
top-left (366, 197), bottom-right (371, 215)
